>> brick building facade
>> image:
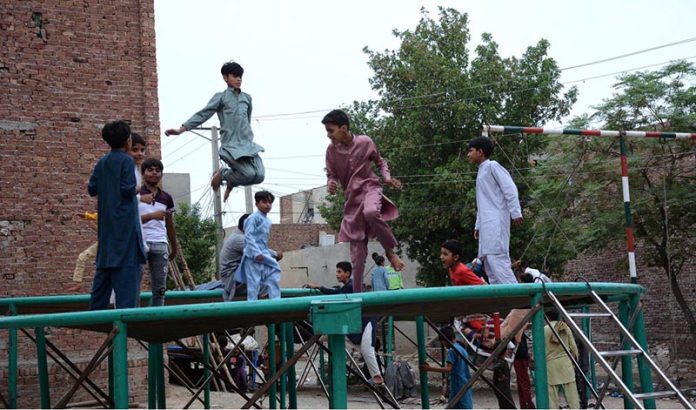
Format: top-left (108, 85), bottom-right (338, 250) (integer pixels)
top-left (1, 1), bottom-right (159, 406)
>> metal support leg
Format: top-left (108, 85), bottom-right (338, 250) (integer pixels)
top-left (268, 324), bottom-right (277, 409)
top-left (203, 333), bottom-right (210, 409)
top-left (630, 295), bottom-right (656, 409)
top-left (112, 321), bottom-right (129, 409)
top-left (35, 327), bottom-right (50, 409)
top-left (619, 300), bottom-right (635, 409)
top-left (328, 334), bottom-right (347, 409)
top-left (285, 323), bottom-right (298, 409)
top-left (8, 304), bottom-right (17, 409)
top-left (531, 294), bottom-right (549, 409)
top-left (279, 323), bottom-right (287, 409)
top-left (416, 315), bottom-right (429, 409)
top-left (386, 316), bottom-right (394, 369)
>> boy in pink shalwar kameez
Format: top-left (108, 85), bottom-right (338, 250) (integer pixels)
top-left (322, 109), bottom-right (404, 292)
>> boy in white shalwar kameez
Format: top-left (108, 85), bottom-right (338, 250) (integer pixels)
top-left (234, 191), bottom-right (281, 300)
top-left (467, 137), bottom-right (523, 285)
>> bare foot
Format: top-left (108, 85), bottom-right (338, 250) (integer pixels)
top-left (385, 249), bottom-right (405, 271)
top-left (210, 169), bottom-right (223, 191)
top-left (223, 185), bottom-right (233, 202)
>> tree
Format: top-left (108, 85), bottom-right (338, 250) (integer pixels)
top-left (547, 61), bottom-right (696, 339)
top-left (321, 7), bottom-right (576, 285)
top-left (173, 202), bottom-right (217, 285)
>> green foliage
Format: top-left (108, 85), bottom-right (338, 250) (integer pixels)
top-left (540, 62), bottom-right (696, 335)
top-left (322, 7), bottom-right (576, 285)
top-left (173, 202), bottom-right (217, 285)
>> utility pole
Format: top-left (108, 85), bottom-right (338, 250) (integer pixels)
top-left (210, 126), bottom-right (223, 278)
top-left (245, 186), bottom-right (253, 213)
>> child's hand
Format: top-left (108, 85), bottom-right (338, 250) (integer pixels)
top-left (418, 363), bottom-right (429, 372)
top-left (274, 250), bottom-right (283, 261)
top-left (140, 193), bottom-right (155, 204)
top-left (65, 282), bottom-right (82, 293)
top-left (512, 217), bottom-right (524, 227)
top-left (327, 180), bottom-right (338, 194)
top-left (255, 254), bottom-right (264, 263)
top-left (148, 210), bottom-right (167, 221)
top-left (385, 178), bottom-right (402, 190)
top-left (473, 229), bottom-right (479, 240)
top-left (164, 126), bottom-right (185, 136)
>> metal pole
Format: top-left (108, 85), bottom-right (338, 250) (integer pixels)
top-left (112, 321), bottom-right (129, 409)
top-left (630, 295), bottom-right (656, 409)
top-left (245, 186), bottom-right (254, 214)
top-left (327, 334), bottom-right (347, 409)
top-left (619, 132), bottom-right (638, 283)
top-left (211, 126), bottom-right (223, 279)
top-left (279, 323), bottom-right (287, 409)
top-left (285, 323), bottom-right (298, 409)
top-left (386, 316), bottom-right (394, 369)
top-left (36, 327), bottom-right (50, 409)
top-left (416, 315), bottom-right (429, 409)
top-left (531, 293), bottom-right (549, 409)
top-left (268, 324), bottom-right (277, 409)
top-left (619, 300), bottom-right (635, 409)
top-left (203, 333), bottom-right (211, 409)
top-left (148, 344), bottom-right (156, 409)
top-left (8, 304), bottom-right (17, 409)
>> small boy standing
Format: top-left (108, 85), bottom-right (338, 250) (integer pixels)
top-left (234, 191), bottom-right (281, 300)
top-left (138, 158), bottom-right (177, 307)
top-left (165, 62), bottom-right (264, 202)
top-left (420, 326), bottom-right (474, 409)
top-left (467, 136), bottom-right (523, 285)
top-left (322, 109), bottom-right (404, 293)
top-left (88, 120), bottom-right (146, 309)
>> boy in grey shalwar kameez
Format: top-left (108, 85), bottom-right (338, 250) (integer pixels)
top-left (165, 62), bottom-right (264, 201)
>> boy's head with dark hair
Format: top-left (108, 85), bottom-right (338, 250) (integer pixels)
top-left (254, 190), bottom-right (275, 204)
top-left (141, 158), bottom-right (164, 187)
top-left (321, 109), bottom-right (350, 129)
top-left (141, 158), bottom-right (163, 174)
top-left (467, 136), bottom-right (494, 165)
top-left (130, 132), bottom-right (147, 167)
top-left (254, 190), bottom-right (275, 215)
top-left (221, 62), bottom-right (244, 91)
top-left (440, 239), bottom-right (463, 269)
top-left (238, 213), bottom-right (251, 231)
top-left (546, 309), bottom-right (560, 321)
top-left (102, 120), bottom-right (131, 149)
top-left (322, 109), bottom-right (353, 146)
top-left (335, 261), bottom-right (352, 285)
top-left (221, 62), bottom-right (244, 77)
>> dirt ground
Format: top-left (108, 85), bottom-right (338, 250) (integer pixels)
top-left (161, 382), bottom-right (692, 409)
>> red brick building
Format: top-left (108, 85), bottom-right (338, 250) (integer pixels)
top-left (0, 1), bottom-right (159, 406)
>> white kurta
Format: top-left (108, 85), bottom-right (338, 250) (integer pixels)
top-left (474, 159), bottom-right (522, 284)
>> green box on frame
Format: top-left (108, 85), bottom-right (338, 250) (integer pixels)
top-left (310, 299), bottom-right (362, 335)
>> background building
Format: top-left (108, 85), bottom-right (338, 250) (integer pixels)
top-left (0, 1), bottom-right (158, 406)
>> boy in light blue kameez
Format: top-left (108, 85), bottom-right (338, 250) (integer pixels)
top-left (234, 191), bottom-right (281, 300)
top-left (165, 62), bottom-right (264, 202)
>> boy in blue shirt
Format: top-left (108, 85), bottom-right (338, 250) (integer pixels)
top-left (420, 326), bottom-right (474, 409)
top-left (88, 120), bottom-right (146, 309)
top-left (234, 191), bottom-right (281, 300)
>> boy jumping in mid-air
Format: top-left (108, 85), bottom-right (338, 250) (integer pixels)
top-left (165, 61), bottom-right (264, 202)
top-left (234, 191), bottom-right (281, 301)
top-left (467, 136), bottom-right (523, 285)
top-left (88, 121), bottom-right (146, 309)
top-left (322, 109), bottom-right (404, 292)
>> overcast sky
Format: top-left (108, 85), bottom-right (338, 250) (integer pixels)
top-left (154, 0), bottom-right (696, 226)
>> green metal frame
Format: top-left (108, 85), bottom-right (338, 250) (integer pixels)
top-left (1, 283), bottom-right (656, 409)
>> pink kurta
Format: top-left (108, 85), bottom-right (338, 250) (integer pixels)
top-left (325, 134), bottom-right (399, 244)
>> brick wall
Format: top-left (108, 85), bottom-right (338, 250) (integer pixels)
top-left (269, 224), bottom-right (337, 253)
top-left (0, 1), bottom-right (159, 406)
top-left (564, 243), bottom-right (696, 362)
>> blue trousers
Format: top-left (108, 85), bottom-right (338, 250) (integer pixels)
top-left (245, 263), bottom-right (280, 301)
top-left (90, 265), bottom-right (141, 310)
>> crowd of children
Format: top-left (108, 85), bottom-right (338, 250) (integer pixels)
top-left (76, 60), bottom-right (596, 409)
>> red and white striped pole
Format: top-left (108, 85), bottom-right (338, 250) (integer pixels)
top-left (483, 125), bottom-right (696, 283)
